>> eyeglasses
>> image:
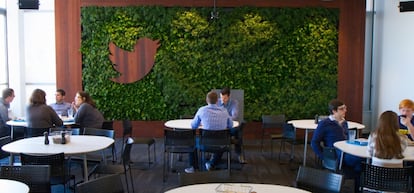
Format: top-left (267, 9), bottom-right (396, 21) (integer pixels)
top-left (338, 105), bottom-right (347, 111)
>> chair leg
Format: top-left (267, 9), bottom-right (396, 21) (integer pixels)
top-left (153, 143), bottom-right (156, 163)
top-left (279, 139), bottom-right (286, 161)
top-left (147, 145), bottom-right (151, 168)
top-left (128, 167), bottom-right (135, 193)
top-left (261, 131), bottom-right (265, 154)
top-left (270, 139), bottom-right (274, 158)
top-left (227, 151), bottom-right (231, 174)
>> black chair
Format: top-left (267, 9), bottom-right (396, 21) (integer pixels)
top-left (49, 127), bottom-right (81, 135)
top-left (261, 115), bottom-right (286, 155)
top-left (278, 123), bottom-right (303, 161)
top-left (179, 170), bottom-right (248, 186)
top-left (296, 166), bottom-right (344, 193)
top-left (360, 162), bottom-right (412, 192)
top-left (163, 128), bottom-right (196, 182)
top-left (20, 153), bottom-right (75, 193)
top-left (101, 120), bottom-right (114, 130)
top-left (0, 136), bottom-right (11, 161)
top-left (198, 129), bottom-right (231, 172)
top-left (26, 127), bottom-right (49, 137)
top-left (83, 127), bottom-right (116, 162)
top-left (122, 120), bottom-right (156, 168)
top-left (76, 173), bottom-right (125, 193)
top-left (0, 165), bottom-right (51, 193)
top-left (89, 137), bottom-right (135, 193)
top-left (322, 146), bottom-right (339, 172)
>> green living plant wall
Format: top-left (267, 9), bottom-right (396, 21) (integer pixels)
top-left (80, 6), bottom-right (339, 121)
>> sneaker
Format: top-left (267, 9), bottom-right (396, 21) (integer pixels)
top-left (238, 155), bottom-right (247, 164)
top-left (205, 162), bottom-right (212, 171)
top-left (184, 166), bottom-right (195, 173)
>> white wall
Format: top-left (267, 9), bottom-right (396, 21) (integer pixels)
top-left (371, 0), bottom-right (414, 125)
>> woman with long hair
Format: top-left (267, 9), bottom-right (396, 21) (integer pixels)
top-left (72, 91), bottom-right (104, 129)
top-left (26, 88), bottom-right (63, 137)
top-left (367, 110), bottom-right (408, 167)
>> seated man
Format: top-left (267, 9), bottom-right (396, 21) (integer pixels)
top-left (218, 87), bottom-right (245, 163)
top-left (185, 91), bottom-right (233, 173)
top-left (311, 99), bottom-right (364, 193)
top-left (49, 89), bottom-right (72, 117)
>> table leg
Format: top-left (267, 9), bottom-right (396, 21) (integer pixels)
top-left (303, 129), bottom-right (308, 166)
top-left (83, 154), bottom-right (88, 182)
top-left (10, 126), bottom-right (14, 140)
top-left (339, 151), bottom-right (344, 170)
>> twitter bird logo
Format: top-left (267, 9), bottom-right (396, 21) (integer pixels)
top-left (109, 37), bottom-right (160, 84)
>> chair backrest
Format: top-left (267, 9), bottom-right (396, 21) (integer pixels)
top-left (262, 115), bottom-right (286, 129)
top-left (0, 165), bottom-right (51, 193)
top-left (0, 136), bottom-right (11, 160)
top-left (83, 127), bottom-right (115, 139)
top-left (49, 127), bottom-right (81, 135)
top-left (199, 129), bottom-right (231, 152)
top-left (360, 162), bottom-right (412, 192)
top-left (296, 166), bottom-right (344, 193)
top-left (282, 123), bottom-right (296, 140)
top-left (179, 170), bottom-right (241, 186)
top-left (179, 115), bottom-right (194, 119)
top-left (322, 146), bottom-right (338, 172)
top-left (20, 152), bottom-right (67, 180)
top-left (122, 120), bottom-right (133, 137)
top-left (164, 129), bottom-right (195, 147)
top-left (101, 120), bottom-right (114, 130)
top-left (76, 173), bottom-right (124, 193)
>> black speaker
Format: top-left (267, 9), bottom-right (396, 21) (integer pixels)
top-left (400, 1), bottom-right (414, 12)
top-left (19, 0), bottom-right (39, 10)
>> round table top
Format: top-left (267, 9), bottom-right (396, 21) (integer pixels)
top-left (2, 135), bottom-right (114, 155)
top-left (288, 119), bottom-right (365, 130)
top-left (334, 140), bottom-right (414, 161)
top-left (6, 118), bottom-right (75, 127)
top-left (164, 183), bottom-right (310, 193)
top-left (0, 179), bottom-right (29, 193)
top-left (164, 119), bottom-right (240, 130)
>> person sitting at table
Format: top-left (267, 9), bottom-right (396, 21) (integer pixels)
top-left (184, 91), bottom-right (233, 173)
top-left (218, 87), bottom-right (246, 164)
top-left (310, 99), bottom-right (364, 193)
top-left (49, 88), bottom-right (72, 117)
top-left (0, 88), bottom-right (15, 137)
top-left (397, 99), bottom-right (414, 141)
top-left (72, 91), bottom-right (104, 129)
top-left (367, 110), bottom-right (408, 168)
top-left (26, 89), bottom-right (63, 137)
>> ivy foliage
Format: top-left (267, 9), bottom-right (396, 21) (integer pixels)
top-left (80, 6), bottom-right (339, 121)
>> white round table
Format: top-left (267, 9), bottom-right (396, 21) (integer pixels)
top-left (6, 119), bottom-right (75, 140)
top-left (0, 179), bottom-right (29, 193)
top-left (164, 119), bottom-right (239, 129)
top-left (2, 135), bottom-right (114, 181)
top-left (165, 183), bottom-right (311, 193)
top-left (334, 140), bottom-right (414, 169)
top-left (288, 119), bottom-right (365, 166)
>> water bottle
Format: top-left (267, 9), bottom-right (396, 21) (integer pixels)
top-left (61, 132), bottom-right (66, 144)
top-left (44, 132), bottom-right (49, 145)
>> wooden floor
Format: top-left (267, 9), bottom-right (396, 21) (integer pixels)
top-left (107, 138), bottom-right (355, 193)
